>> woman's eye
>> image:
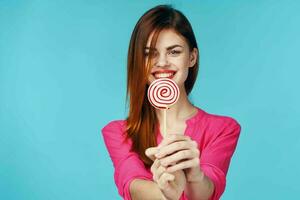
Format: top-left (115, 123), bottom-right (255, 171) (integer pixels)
top-left (169, 50), bottom-right (181, 55)
top-left (144, 51), bottom-right (158, 57)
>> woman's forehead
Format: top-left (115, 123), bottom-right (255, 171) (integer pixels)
top-left (146, 29), bottom-right (187, 49)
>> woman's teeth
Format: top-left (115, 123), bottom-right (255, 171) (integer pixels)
top-left (154, 72), bottom-right (175, 79)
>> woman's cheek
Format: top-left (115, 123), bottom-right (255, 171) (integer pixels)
top-left (176, 69), bottom-right (189, 86)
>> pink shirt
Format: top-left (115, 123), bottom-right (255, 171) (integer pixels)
top-left (101, 107), bottom-right (241, 200)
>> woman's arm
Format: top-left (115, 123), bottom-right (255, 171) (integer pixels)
top-left (130, 179), bottom-right (164, 200)
top-left (102, 121), bottom-right (154, 199)
top-left (155, 118), bottom-right (241, 200)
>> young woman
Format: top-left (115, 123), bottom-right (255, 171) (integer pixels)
top-left (102, 5), bottom-right (241, 200)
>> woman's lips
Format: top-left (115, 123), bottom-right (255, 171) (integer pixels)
top-left (152, 70), bottom-right (177, 79)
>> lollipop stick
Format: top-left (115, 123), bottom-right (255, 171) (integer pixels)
top-left (163, 108), bottom-right (167, 138)
top-left (147, 78), bottom-right (179, 138)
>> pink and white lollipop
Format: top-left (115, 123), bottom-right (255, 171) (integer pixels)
top-left (147, 78), bottom-right (180, 137)
top-left (147, 78), bottom-right (180, 109)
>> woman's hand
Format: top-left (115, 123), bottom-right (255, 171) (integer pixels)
top-left (152, 158), bottom-right (186, 200)
top-left (146, 147), bottom-right (186, 200)
top-left (155, 134), bottom-right (204, 182)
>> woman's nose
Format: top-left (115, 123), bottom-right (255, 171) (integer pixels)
top-left (155, 54), bottom-right (169, 67)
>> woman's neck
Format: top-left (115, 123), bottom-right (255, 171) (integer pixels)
top-left (155, 87), bottom-right (197, 127)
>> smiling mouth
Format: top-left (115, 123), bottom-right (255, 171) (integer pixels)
top-left (152, 71), bottom-right (176, 79)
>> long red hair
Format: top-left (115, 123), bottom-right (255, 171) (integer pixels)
top-left (125, 5), bottom-right (199, 168)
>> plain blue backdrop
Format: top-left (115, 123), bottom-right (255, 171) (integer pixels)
top-left (1, 0), bottom-right (299, 199)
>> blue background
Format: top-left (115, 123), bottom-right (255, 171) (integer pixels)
top-left (1, 0), bottom-right (299, 199)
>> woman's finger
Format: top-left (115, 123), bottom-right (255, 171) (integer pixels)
top-left (157, 172), bottom-right (175, 189)
top-left (150, 159), bottom-right (160, 174)
top-left (145, 147), bottom-right (159, 161)
top-left (159, 149), bottom-right (199, 167)
top-left (158, 134), bottom-right (191, 149)
top-left (166, 157), bottom-right (200, 173)
top-left (153, 165), bottom-right (167, 182)
top-left (156, 140), bottom-right (192, 159)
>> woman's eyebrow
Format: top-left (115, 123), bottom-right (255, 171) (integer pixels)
top-left (144, 44), bottom-right (183, 50)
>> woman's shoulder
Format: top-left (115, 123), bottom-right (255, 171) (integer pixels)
top-left (102, 119), bottom-right (127, 130)
top-left (196, 107), bottom-right (241, 132)
top-left (101, 119), bottom-right (127, 137)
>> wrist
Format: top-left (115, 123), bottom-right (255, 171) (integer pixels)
top-left (186, 168), bottom-right (205, 183)
top-left (160, 190), bottom-right (179, 200)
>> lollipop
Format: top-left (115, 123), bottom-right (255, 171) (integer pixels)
top-left (147, 78), bottom-right (180, 137)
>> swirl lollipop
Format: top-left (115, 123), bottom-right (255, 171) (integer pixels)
top-left (147, 78), bottom-right (180, 137)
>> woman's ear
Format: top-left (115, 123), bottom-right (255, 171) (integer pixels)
top-left (189, 48), bottom-right (198, 68)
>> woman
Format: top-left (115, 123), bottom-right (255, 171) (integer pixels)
top-left (102, 5), bottom-right (241, 200)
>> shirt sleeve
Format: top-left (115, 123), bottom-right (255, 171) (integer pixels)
top-left (200, 118), bottom-right (241, 200)
top-left (101, 120), bottom-right (152, 200)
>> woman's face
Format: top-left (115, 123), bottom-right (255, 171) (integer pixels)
top-left (145, 29), bottom-right (197, 89)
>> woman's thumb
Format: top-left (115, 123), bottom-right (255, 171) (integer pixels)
top-left (145, 147), bottom-right (159, 161)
